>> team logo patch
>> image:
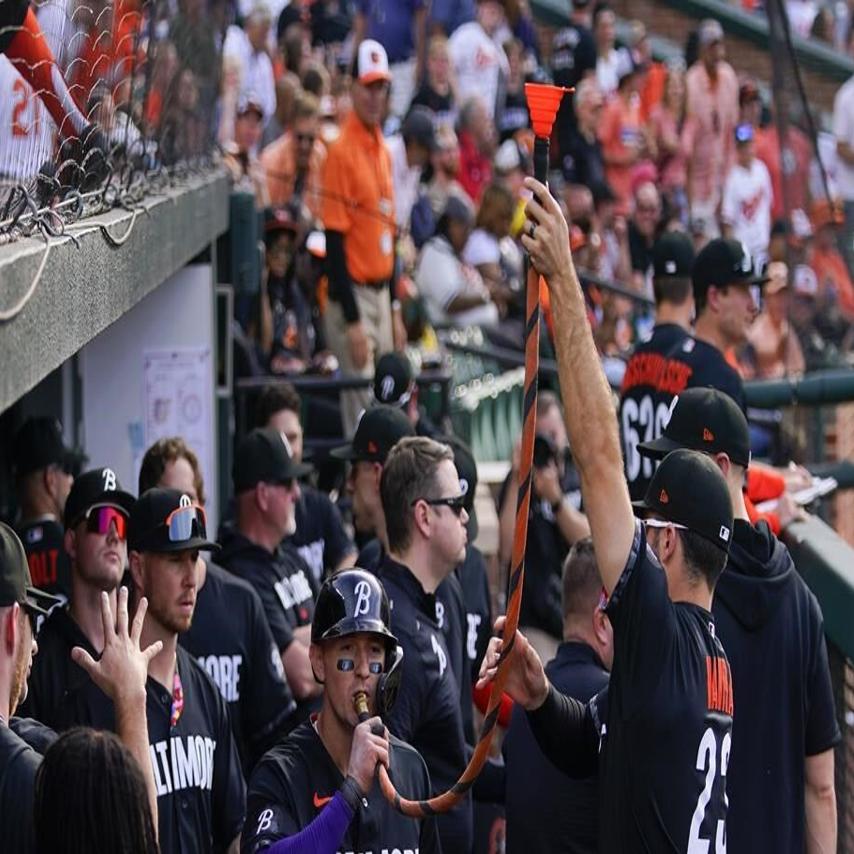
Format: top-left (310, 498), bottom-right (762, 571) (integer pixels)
top-left (459, 478), bottom-right (469, 496)
top-left (353, 580), bottom-right (372, 617)
top-left (659, 488), bottom-right (669, 504)
top-left (703, 427), bottom-right (715, 442)
top-left (719, 525), bottom-right (731, 542)
top-left (313, 792), bottom-right (333, 809)
top-left (380, 374), bottom-right (395, 401)
top-left (179, 493), bottom-right (192, 508)
top-left (367, 440), bottom-right (378, 454)
top-left (102, 468), bottom-right (117, 492)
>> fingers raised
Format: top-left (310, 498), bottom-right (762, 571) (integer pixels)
top-left (116, 586), bottom-right (129, 639)
top-left (132, 596), bottom-right (148, 645)
top-left (71, 646), bottom-right (97, 676)
top-left (100, 591), bottom-right (116, 642)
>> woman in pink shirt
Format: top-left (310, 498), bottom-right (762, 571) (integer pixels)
top-left (648, 63), bottom-right (688, 222)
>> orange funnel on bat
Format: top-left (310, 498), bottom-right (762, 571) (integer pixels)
top-left (524, 83), bottom-right (571, 138)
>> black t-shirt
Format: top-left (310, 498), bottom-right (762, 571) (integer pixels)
top-left (628, 221), bottom-right (655, 277)
top-left (242, 719), bottom-right (440, 853)
top-left (376, 555), bottom-right (472, 854)
top-left (455, 544), bottom-right (493, 679)
top-left (551, 23), bottom-right (596, 161)
top-left (58, 645), bottom-right (246, 853)
top-left (560, 128), bottom-right (606, 188)
top-left (504, 642), bottom-right (609, 854)
top-left (619, 323), bottom-right (689, 501)
top-left (599, 520), bottom-right (733, 852)
top-left (287, 485), bottom-right (354, 585)
top-left (410, 82), bottom-right (455, 130)
top-left (660, 335), bottom-right (747, 413)
top-left (179, 560), bottom-right (297, 774)
top-left (0, 724), bottom-right (42, 854)
top-left (497, 88), bottom-right (530, 142)
top-left (711, 520), bottom-right (841, 853)
top-left (17, 517), bottom-right (71, 602)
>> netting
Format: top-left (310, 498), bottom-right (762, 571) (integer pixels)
top-left (0, 0), bottom-right (223, 242)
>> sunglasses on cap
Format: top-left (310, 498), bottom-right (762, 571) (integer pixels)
top-left (84, 505), bottom-right (128, 540)
top-left (645, 518), bottom-right (688, 531)
top-left (413, 494), bottom-right (467, 517)
top-left (164, 503), bottom-right (208, 543)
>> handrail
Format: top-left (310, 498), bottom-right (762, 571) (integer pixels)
top-left (744, 369), bottom-right (854, 409)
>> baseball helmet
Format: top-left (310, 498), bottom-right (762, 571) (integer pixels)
top-left (311, 569), bottom-right (403, 716)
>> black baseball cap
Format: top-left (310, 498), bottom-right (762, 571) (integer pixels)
top-left (12, 417), bottom-right (87, 478)
top-left (653, 231), bottom-right (695, 279)
top-left (331, 406), bottom-right (415, 463)
top-left (128, 488), bottom-right (218, 553)
top-left (233, 428), bottom-right (313, 493)
top-left (639, 387), bottom-right (751, 468)
top-left (632, 449), bottom-right (733, 551)
top-left (693, 238), bottom-right (770, 303)
top-left (0, 522), bottom-right (63, 616)
top-left (402, 107), bottom-right (438, 152)
top-left (373, 352), bottom-right (415, 407)
top-left (445, 436), bottom-right (479, 541)
top-left (64, 467), bottom-right (136, 529)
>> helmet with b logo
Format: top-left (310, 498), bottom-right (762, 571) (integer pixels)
top-left (311, 569), bottom-right (403, 715)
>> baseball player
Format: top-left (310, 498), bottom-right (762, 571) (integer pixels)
top-left (478, 177), bottom-right (735, 851)
top-left (242, 569), bottom-right (440, 853)
top-left (139, 437), bottom-right (297, 774)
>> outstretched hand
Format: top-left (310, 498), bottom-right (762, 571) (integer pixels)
top-left (521, 177), bottom-right (573, 283)
top-left (71, 587), bottom-right (162, 703)
top-left (476, 616), bottom-right (550, 711)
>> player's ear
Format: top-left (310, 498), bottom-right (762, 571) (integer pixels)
top-left (3, 603), bottom-right (21, 655)
top-left (128, 550), bottom-right (145, 592)
top-left (309, 642), bottom-right (325, 684)
top-left (712, 452), bottom-right (731, 479)
top-left (64, 526), bottom-right (77, 561)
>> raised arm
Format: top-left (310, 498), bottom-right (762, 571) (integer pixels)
top-left (521, 177), bottom-right (635, 592)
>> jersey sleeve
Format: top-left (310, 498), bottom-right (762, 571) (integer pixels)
top-left (254, 578), bottom-right (296, 651)
top-left (242, 759), bottom-right (305, 853)
top-left (318, 494), bottom-right (355, 572)
top-left (804, 594), bottom-right (842, 756)
top-left (320, 143), bottom-right (352, 234)
top-left (210, 688), bottom-right (248, 848)
top-left (605, 519), bottom-right (677, 711)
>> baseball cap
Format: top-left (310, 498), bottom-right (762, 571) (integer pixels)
top-left (354, 39), bottom-right (391, 85)
top-left (633, 449), bottom-right (734, 551)
top-left (233, 427), bottom-right (313, 493)
top-left (331, 406), bottom-right (415, 463)
top-left (373, 352), bottom-right (415, 407)
top-left (638, 387), bottom-right (751, 468)
top-left (693, 238), bottom-right (770, 302)
top-left (64, 467), bottom-right (136, 529)
top-left (495, 139), bottom-right (524, 174)
top-left (734, 123), bottom-right (754, 144)
top-left (265, 208), bottom-right (298, 241)
top-left (237, 92), bottom-right (265, 121)
top-left (445, 436), bottom-right (479, 540)
top-left (12, 417), bottom-right (87, 478)
top-left (739, 79), bottom-right (760, 106)
top-left (128, 488), bottom-right (218, 553)
top-left (402, 107), bottom-right (438, 153)
top-left (653, 231), bottom-right (695, 278)
top-left (0, 522), bottom-right (63, 616)
top-left (698, 18), bottom-right (724, 47)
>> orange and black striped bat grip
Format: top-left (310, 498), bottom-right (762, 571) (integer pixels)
top-left (366, 85), bottom-right (571, 818)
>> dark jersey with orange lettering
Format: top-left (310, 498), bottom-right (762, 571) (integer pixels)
top-left (17, 517), bottom-right (71, 602)
top-left (600, 519), bottom-right (733, 852)
top-left (619, 324), bottom-right (689, 501)
top-left (242, 719), bottom-right (440, 853)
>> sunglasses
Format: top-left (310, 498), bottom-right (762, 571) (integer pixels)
top-left (85, 505), bottom-right (128, 540)
top-left (644, 518), bottom-right (688, 531)
top-left (413, 494), bottom-right (467, 516)
top-left (24, 605), bottom-right (40, 638)
top-left (164, 503), bottom-right (208, 543)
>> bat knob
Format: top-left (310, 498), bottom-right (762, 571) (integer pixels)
top-left (354, 691), bottom-right (370, 722)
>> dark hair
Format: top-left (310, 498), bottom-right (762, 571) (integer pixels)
top-left (254, 383), bottom-right (301, 428)
top-left (380, 437), bottom-right (454, 553)
top-left (138, 437), bottom-right (206, 506)
top-left (34, 728), bottom-right (159, 854)
top-left (561, 538), bottom-right (603, 623)
top-left (653, 275), bottom-right (693, 306)
top-left (536, 389), bottom-right (563, 421)
top-left (679, 528), bottom-right (728, 589)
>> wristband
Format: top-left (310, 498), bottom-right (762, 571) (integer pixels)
top-left (340, 776), bottom-right (365, 812)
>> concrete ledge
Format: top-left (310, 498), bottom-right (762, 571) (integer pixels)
top-left (0, 171), bottom-right (230, 413)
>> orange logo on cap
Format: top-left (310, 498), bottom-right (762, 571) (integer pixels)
top-left (659, 489), bottom-right (669, 504)
top-left (367, 440), bottom-right (378, 454)
top-left (703, 427), bottom-right (715, 442)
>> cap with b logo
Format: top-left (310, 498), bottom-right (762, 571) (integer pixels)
top-left (233, 427), bottom-right (313, 493)
top-left (331, 406), bottom-right (415, 464)
top-left (129, 488), bottom-right (218, 553)
top-left (312, 568), bottom-right (397, 647)
top-left (0, 522), bottom-right (63, 616)
top-left (372, 352), bottom-right (415, 407)
top-left (638, 387), bottom-right (751, 468)
top-left (354, 39), bottom-right (391, 85)
top-left (632, 448), bottom-right (734, 551)
top-left (64, 467), bottom-right (136, 529)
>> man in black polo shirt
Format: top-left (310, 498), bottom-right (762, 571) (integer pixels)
top-left (619, 231), bottom-right (695, 500)
top-left (219, 428), bottom-right (320, 713)
top-left (242, 569), bottom-right (440, 853)
top-left (503, 538), bottom-right (612, 854)
top-left (254, 384), bottom-right (357, 584)
top-left (139, 437), bottom-right (297, 774)
top-left (377, 436), bottom-right (472, 853)
top-left (479, 178), bottom-right (735, 851)
top-left (20, 467), bottom-right (136, 730)
top-left (12, 416), bottom-right (86, 601)
top-left (639, 387), bottom-right (840, 853)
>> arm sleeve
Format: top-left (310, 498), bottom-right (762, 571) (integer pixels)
top-left (212, 690), bottom-right (248, 848)
top-left (325, 230), bottom-right (359, 323)
top-left (805, 596), bottom-right (842, 756)
top-left (524, 684), bottom-right (601, 778)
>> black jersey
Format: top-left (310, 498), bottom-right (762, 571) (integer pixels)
top-left (410, 82), bottom-right (455, 130)
top-left (712, 520), bottom-right (840, 853)
top-left (598, 520), bottom-right (733, 852)
top-left (287, 485), bottom-right (355, 585)
top-left (0, 724), bottom-right (43, 854)
top-left (376, 555), bottom-right (472, 854)
top-left (619, 323), bottom-right (690, 501)
top-left (455, 544), bottom-right (493, 679)
top-left (57, 645), bottom-right (246, 854)
top-left (504, 642), bottom-right (609, 854)
top-left (17, 516), bottom-right (71, 602)
top-left (551, 22), bottom-right (596, 165)
top-left (179, 560), bottom-right (296, 773)
top-left (242, 719), bottom-right (441, 854)
top-left (660, 335), bottom-right (747, 413)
